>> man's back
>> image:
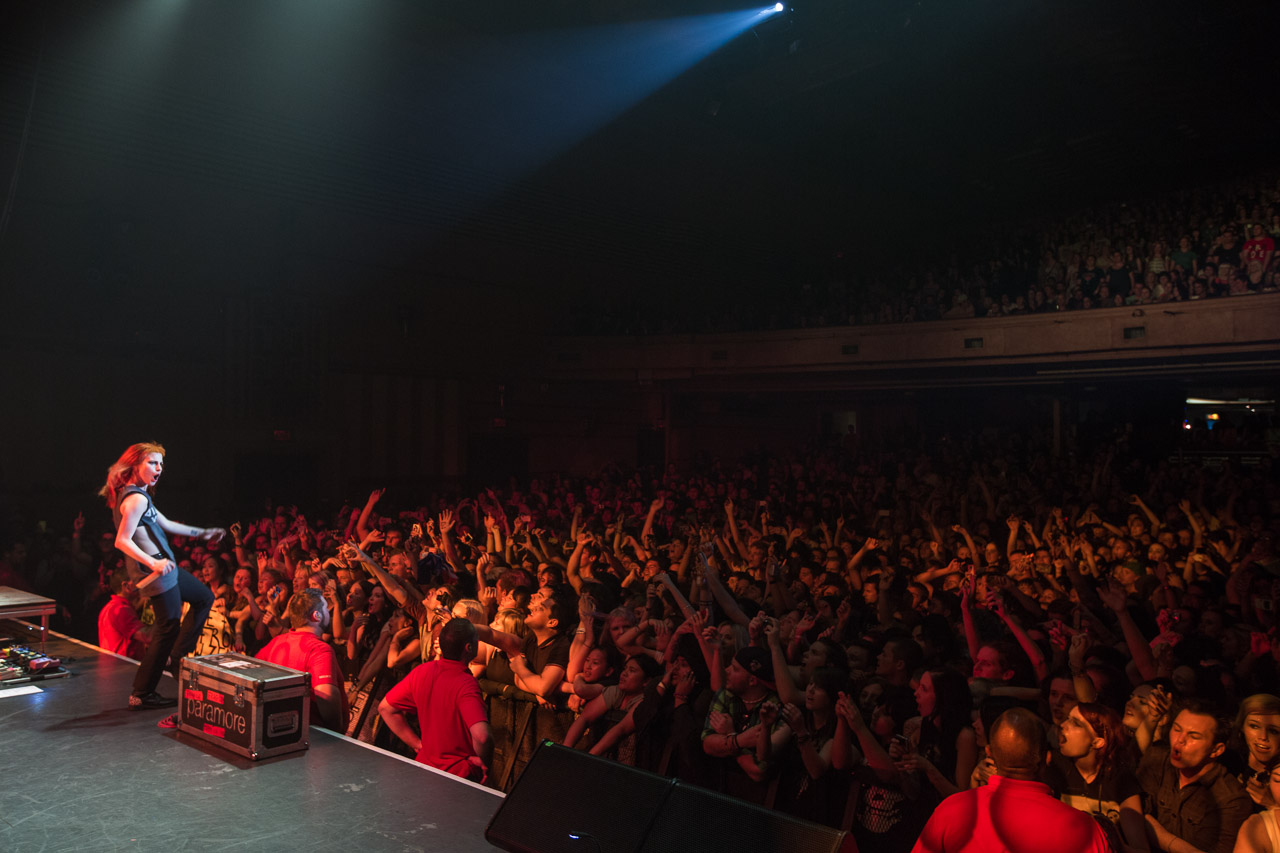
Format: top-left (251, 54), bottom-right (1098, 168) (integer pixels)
top-left (257, 630), bottom-right (346, 726)
top-left (381, 657), bottom-right (488, 778)
top-left (98, 594), bottom-right (143, 657)
top-left (911, 775), bottom-right (1109, 853)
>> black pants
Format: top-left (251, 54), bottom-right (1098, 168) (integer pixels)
top-left (132, 566), bottom-right (214, 696)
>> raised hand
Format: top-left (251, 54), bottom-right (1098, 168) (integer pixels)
top-left (763, 617), bottom-right (780, 646)
top-left (438, 509), bottom-right (456, 533)
top-left (1097, 580), bottom-right (1128, 613)
top-left (836, 598), bottom-right (852, 623)
top-left (685, 609), bottom-right (705, 637)
top-left (1067, 631), bottom-right (1089, 667)
top-left (780, 702), bottom-right (807, 737)
top-left (368, 488), bottom-right (385, 505)
top-left (1144, 686), bottom-right (1171, 725)
top-left (796, 610), bottom-right (818, 636)
top-left (709, 710), bottom-right (734, 735)
top-left (835, 691), bottom-right (861, 729)
top-left (673, 669), bottom-right (697, 704)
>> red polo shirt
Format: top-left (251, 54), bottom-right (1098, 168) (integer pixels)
top-left (382, 658), bottom-right (488, 778)
top-left (257, 630), bottom-right (347, 727)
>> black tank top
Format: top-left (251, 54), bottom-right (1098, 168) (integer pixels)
top-left (113, 485), bottom-right (175, 563)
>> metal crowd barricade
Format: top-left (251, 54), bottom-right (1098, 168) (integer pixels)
top-left (478, 678), bottom-right (574, 791)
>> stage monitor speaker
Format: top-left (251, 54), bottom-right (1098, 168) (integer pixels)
top-left (486, 741), bottom-right (850, 853)
top-left (486, 741), bottom-right (674, 853)
top-left (642, 780), bottom-right (848, 853)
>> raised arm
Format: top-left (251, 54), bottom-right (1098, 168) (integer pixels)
top-left (990, 591), bottom-right (1049, 683)
top-left (764, 620), bottom-right (802, 707)
top-left (341, 543), bottom-right (410, 610)
top-left (724, 499), bottom-right (749, 561)
top-left (1004, 515), bottom-right (1022, 561)
top-left (1178, 499), bottom-right (1203, 551)
top-left (960, 574), bottom-right (981, 664)
top-left (640, 497), bottom-right (663, 545)
top-left (1129, 494), bottom-right (1161, 534)
top-left (474, 624), bottom-right (524, 657)
top-left (1097, 581), bottom-right (1157, 682)
top-left (952, 525), bottom-right (980, 565)
top-left (699, 552), bottom-right (750, 628)
top-left (324, 579), bottom-right (345, 643)
top-left (356, 488), bottom-right (384, 542)
top-left (438, 509), bottom-right (463, 578)
top-left (565, 531), bottom-right (591, 594)
top-left (833, 691), bottom-right (899, 781)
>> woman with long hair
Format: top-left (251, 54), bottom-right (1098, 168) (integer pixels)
top-left (896, 666), bottom-right (978, 799)
top-left (776, 667), bottom-right (853, 827)
top-left (347, 583), bottom-right (392, 670)
top-left (100, 442), bottom-right (225, 710)
top-left (1232, 694), bottom-right (1280, 809)
top-left (1052, 702), bottom-right (1148, 851)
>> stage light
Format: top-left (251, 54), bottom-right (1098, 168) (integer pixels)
top-left (774, 3), bottom-right (784, 10)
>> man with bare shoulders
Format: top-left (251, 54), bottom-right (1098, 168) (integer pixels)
top-left (100, 442), bottom-right (225, 710)
top-left (912, 707), bottom-right (1109, 853)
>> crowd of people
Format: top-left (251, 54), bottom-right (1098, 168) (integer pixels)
top-left (4, 422), bottom-right (1280, 852)
top-left (570, 171), bottom-right (1280, 336)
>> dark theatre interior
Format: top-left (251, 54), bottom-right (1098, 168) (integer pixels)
top-left (2, 0), bottom-right (1279, 850)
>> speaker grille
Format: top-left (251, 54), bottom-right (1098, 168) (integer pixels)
top-left (487, 743), bottom-right (673, 853)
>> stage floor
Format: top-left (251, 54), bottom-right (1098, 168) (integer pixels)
top-left (0, 620), bottom-right (506, 853)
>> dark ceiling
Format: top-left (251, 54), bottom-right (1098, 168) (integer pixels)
top-left (1, 0), bottom-right (1276, 292)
